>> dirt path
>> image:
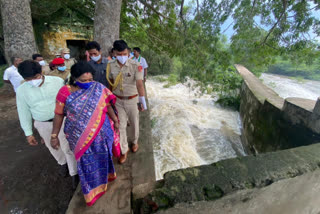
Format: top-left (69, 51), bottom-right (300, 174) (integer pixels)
top-left (0, 85), bottom-right (74, 214)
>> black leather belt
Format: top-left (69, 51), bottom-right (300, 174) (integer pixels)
top-left (42, 118), bottom-right (54, 122)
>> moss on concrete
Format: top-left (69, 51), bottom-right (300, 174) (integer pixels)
top-left (135, 143), bottom-right (320, 213)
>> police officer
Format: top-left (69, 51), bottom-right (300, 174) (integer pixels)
top-left (60, 48), bottom-right (76, 71)
top-left (48, 58), bottom-right (70, 83)
top-left (107, 40), bottom-right (147, 164)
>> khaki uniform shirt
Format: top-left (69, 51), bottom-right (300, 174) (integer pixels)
top-left (47, 69), bottom-right (70, 83)
top-left (42, 65), bottom-right (51, 75)
top-left (108, 59), bottom-right (143, 96)
top-left (64, 58), bottom-right (76, 71)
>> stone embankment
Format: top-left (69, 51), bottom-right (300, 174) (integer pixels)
top-left (235, 65), bottom-right (320, 154)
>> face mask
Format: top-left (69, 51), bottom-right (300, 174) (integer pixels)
top-left (116, 56), bottom-right (128, 65)
top-left (75, 81), bottom-right (93, 89)
top-left (112, 56), bottom-right (116, 60)
top-left (91, 55), bottom-right (101, 62)
top-left (57, 66), bottom-right (66, 72)
top-left (27, 78), bottom-right (43, 87)
top-left (64, 54), bottom-right (70, 60)
top-left (39, 60), bottom-right (46, 66)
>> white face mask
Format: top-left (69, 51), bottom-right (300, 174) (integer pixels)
top-left (39, 60), bottom-right (46, 66)
top-left (116, 56), bottom-right (128, 65)
top-left (64, 54), bottom-right (70, 60)
top-left (27, 78), bottom-right (43, 87)
top-left (91, 54), bottom-right (101, 62)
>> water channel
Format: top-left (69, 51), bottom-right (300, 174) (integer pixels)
top-left (146, 74), bottom-right (320, 180)
top-left (146, 78), bottom-right (245, 180)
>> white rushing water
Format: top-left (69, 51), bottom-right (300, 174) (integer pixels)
top-left (146, 74), bottom-right (319, 180)
top-left (260, 73), bottom-right (320, 100)
top-left (146, 74), bottom-right (320, 180)
top-left (146, 78), bottom-right (246, 180)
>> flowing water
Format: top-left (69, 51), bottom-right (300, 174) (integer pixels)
top-left (146, 78), bottom-right (246, 180)
top-left (260, 73), bottom-right (320, 100)
top-left (147, 74), bottom-right (320, 180)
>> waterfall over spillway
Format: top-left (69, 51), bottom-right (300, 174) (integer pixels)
top-left (146, 74), bottom-right (320, 180)
top-left (146, 78), bottom-right (245, 180)
top-left (260, 73), bottom-right (320, 100)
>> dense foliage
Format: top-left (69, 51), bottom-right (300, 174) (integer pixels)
top-left (119, 0), bottom-right (320, 108)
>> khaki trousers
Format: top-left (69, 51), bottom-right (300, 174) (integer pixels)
top-left (34, 120), bottom-right (77, 176)
top-left (116, 97), bottom-right (139, 154)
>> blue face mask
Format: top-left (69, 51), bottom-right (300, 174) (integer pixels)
top-left (75, 81), bottom-right (93, 89)
top-left (58, 66), bottom-right (67, 72)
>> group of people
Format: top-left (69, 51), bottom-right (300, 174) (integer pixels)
top-left (3, 40), bottom-right (149, 206)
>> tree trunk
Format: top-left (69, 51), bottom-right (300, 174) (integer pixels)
top-left (1, 0), bottom-right (38, 64)
top-left (94, 0), bottom-right (122, 56)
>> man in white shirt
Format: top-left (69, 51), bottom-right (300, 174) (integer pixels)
top-left (3, 57), bottom-right (23, 92)
top-left (132, 47), bottom-right (148, 82)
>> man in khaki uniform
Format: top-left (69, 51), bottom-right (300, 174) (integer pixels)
top-left (60, 48), bottom-right (76, 71)
top-left (107, 40), bottom-right (147, 164)
top-left (47, 58), bottom-right (70, 83)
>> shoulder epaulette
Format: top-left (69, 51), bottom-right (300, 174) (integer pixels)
top-left (108, 59), bottom-right (116, 64)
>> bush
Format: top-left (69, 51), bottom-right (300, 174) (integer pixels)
top-left (143, 50), bottom-right (173, 76)
top-left (163, 73), bottom-right (179, 88)
top-left (216, 94), bottom-right (241, 110)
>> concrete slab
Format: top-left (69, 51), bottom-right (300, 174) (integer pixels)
top-left (66, 157), bottom-right (133, 214)
top-left (285, 97), bottom-right (316, 112)
top-left (157, 169), bottom-right (320, 214)
top-left (235, 64), bottom-right (285, 109)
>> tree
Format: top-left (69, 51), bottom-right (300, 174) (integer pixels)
top-left (198, 0), bottom-right (320, 69)
top-left (94, 0), bottom-right (122, 55)
top-left (1, 0), bottom-right (38, 63)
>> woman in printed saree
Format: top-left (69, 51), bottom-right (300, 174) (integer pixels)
top-left (50, 61), bottom-right (119, 206)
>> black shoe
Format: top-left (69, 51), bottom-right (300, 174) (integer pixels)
top-left (59, 164), bottom-right (69, 177)
top-left (72, 175), bottom-right (80, 190)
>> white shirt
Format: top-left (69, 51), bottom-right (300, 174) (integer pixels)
top-left (3, 65), bottom-right (24, 92)
top-left (132, 56), bottom-right (148, 76)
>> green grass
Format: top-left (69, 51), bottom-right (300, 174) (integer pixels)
top-left (0, 64), bottom-right (8, 88)
top-left (266, 58), bottom-right (320, 81)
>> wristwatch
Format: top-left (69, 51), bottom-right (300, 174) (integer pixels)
top-left (51, 134), bottom-right (58, 138)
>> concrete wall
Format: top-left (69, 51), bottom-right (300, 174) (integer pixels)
top-left (235, 65), bottom-right (320, 154)
top-left (136, 143), bottom-right (320, 213)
